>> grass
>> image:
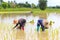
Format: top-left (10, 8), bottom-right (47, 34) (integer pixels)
top-left (0, 11), bottom-right (31, 14)
top-left (0, 8), bottom-right (60, 15)
top-left (0, 8), bottom-right (32, 11)
top-left (32, 8), bottom-right (60, 15)
top-left (0, 8), bottom-right (32, 14)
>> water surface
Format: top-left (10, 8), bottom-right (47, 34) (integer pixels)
top-left (0, 13), bottom-right (60, 40)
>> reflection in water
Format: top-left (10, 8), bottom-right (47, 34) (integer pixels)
top-left (0, 14), bottom-right (40, 40)
top-left (47, 13), bottom-right (60, 40)
top-left (0, 13), bottom-right (60, 40)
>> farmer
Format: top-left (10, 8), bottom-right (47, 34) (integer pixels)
top-left (37, 19), bottom-right (49, 32)
top-left (13, 18), bottom-right (26, 31)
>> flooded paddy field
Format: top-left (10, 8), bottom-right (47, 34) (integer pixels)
top-left (0, 13), bottom-right (60, 40)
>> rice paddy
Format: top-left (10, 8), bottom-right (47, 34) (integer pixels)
top-left (0, 13), bottom-right (60, 40)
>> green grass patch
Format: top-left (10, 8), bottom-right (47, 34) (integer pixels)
top-left (0, 8), bottom-right (60, 15)
top-left (0, 8), bottom-right (32, 11)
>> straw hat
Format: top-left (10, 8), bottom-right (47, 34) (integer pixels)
top-left (13, 19), bottom-right (18, 24)
top-left (43, 19), bottom-right (49, 28)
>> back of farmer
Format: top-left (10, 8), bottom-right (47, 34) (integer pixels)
top-left (37, 19), bottom-right (49, 32)
top-left (13, 18), bottom-right (26, 31)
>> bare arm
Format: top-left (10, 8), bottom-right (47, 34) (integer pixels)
top-left (12, 23), bottom-right (19, 29)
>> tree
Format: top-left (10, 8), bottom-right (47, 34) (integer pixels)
top-left (31, 3), bottom-right (36, 8)
top-left (17, 3), bottom-right (25, 8)
top-left (17, 2), bottom-right (31, 8)
top-left (25, 2), bottom-right (31, 8)
top-left (1, 0), bottom-right (3, 2)
top-left (14, 0), bottom-right (16, 4)
top-left (2, 2), bottom-right (8, 9)
top-left (39, 0), bottom-right (47, 10)
top-left (0, 0), bottom-right (3, 5)
top-left (14, 0), bottom-right (17, 8)
top-left (56, 6), bottom-right (60, 8)
top-left (10, 1), bottom-right (16, 8)
top-left (8, 1), bottom-right (11, 8)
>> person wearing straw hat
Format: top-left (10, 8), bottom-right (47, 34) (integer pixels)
top-left (13, 18), bottom-right (26, 31)
top-left (37, 19), bottom-right (49, 32)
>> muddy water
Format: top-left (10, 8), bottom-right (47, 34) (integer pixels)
top-left (0, 14), bottom-right (40, 40)
top-left (0, 13), bottom-right (60, 40)
top-left (47, 13), bottom-right (60, 40)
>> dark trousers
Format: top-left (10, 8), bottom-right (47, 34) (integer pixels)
top-left (15, 23), bottom-right (25, 30)
top-left (37, 19), bottom-right (45, 31)
top-left (37, 23), bottom-right (45, 31)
